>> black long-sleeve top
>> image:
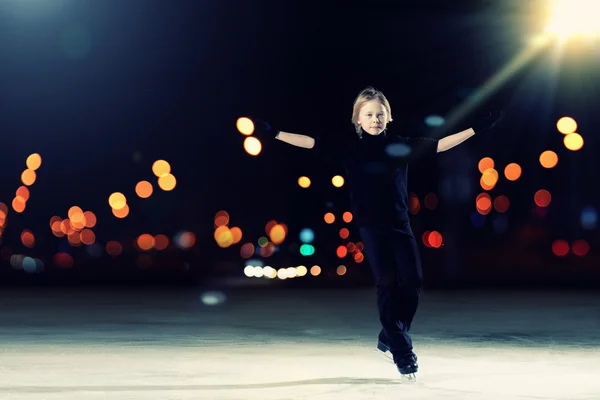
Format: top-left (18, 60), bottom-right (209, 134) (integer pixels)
top-left (312, 127), bottom-right (438, 228)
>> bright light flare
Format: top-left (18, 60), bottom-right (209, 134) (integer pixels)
top-left (545, 0), bottom-right (600, 40)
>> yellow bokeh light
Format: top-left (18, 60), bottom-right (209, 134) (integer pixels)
top-left (310, 265), bottom-right (321, 276)
top-left (298, 176), bottom-right (311, 188)
top-left (109, 192), bottom-right (127, 210)
top-left (21, 169), bottom-right (37, 186)
top-left (152, 160), bottom-right (171, 177)
top-left (244, 136), bottom-right (262, 156)
top-left (539, 150), bottom-right (558, 168)
top-left (158, 174), bottom-right (177, 191)
top-left (332, 175), bottom-right (345, 187)
top-left (556, 117), bottom-right (577, 134)
top-left (504, 163), bottom-right (522, 181)
top-left (269, 224), bottom-right (286, 245)
top-left (236, 117), bottom-right (255, 136)
top-left (26, 153), bottom-right (42, 171)
top-left (563, 133), bottom-right (584, 151)
top-left (482, 168), bottom-right (499, 186)
top-left (478, 157), bottom-right (494, 174)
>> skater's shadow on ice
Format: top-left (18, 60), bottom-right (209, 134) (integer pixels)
top-left (2, 378), bottom-right (406, 393)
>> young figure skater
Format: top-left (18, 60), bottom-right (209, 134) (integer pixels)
top-left (253, 87), bottom-right (503, 378)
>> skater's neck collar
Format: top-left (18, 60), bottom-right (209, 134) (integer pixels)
top-left (359, 127), bottom-right (388, 139)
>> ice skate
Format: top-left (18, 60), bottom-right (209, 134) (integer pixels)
top-left (395, 353), bottom-right (418, 381)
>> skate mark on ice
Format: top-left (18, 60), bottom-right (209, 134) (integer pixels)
top-left (0, 378), bottom-right (411, 393)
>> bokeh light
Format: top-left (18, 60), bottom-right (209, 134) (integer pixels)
top-left (556, 117), bottom-right (577, 134)
top-left (16, 186), bottom-right (30, 202)
top-left (409, 193), bottom-right (420, 214)
top-left (534, 189), bottom-right (552, 207)
top-left (342, 211), bottom-right (353, 223)
top-left (158, 174), bottom-right (177, 191)
top-left (572, 240), bottom-right (590, 257)
top-left (324, 212), bottom-right (335, 224)
top-left (332, 175), bottom-right (345, 188)
top-left (428, 231), bottom-right (443, 248)
top-left (481, 168), bottom-right (499, 187)
top-left (478, 157), bottom-right (494, 174)
top-left (552, 240), bottom-right (569, 257)
top-left (563, 133), bottom-right (584, 151)
top-left (339, 228), bottom-right (349, 239)
top-left (269, 224), bottom-right (286, 245)
top-left (336, 265), bottom-right (347, 276)
top-left (135, 181), bottom-right (153, 198)
top-left (298, 176), bottom-right (311, 188)
top-left (214, 211), bottom-right (230, 227)
top-left (244, 136), bottom-right (262, 156)
top-left (476, 193), bottom-right (492, 215)
top-left (493, 195), bottom-right (510, 213)
top-left (109, 192), bottom-right (127, 210)
top-left (504, 163), bottom-right (522, 181)
top-left (152, 160), bottom-right (171, 177)
top-left (539, 150), bottom-right (558, 169)
top-left (26, 153), bottom-right (42, 170)
top-left (21, 169), bottom-right (36, 186)
top-left (424, 193), bottom-right (438, 210)
top-left (112, 204), bottom-right (130, 219)
top-left (236, 117), bottom-right (254, 135)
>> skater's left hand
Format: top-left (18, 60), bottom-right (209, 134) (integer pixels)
top-left (472, 110), bottom-right (505, 134)
top-left (248, 117), bottom-right (280, 140)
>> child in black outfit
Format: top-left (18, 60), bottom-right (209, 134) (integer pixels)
top-left (254, 87), bottom-right (503, 378)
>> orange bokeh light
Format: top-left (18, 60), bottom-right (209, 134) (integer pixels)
top-left (21, 169), bottom-right (36, 186)
top-left (135, 181), bottom-right (153, 198)
top-left (137, 234), bottom-right (156, 251)
top-left (324, 212), bottom-right (335, 224)
top-left (504, 163), bottom-right (522, 181)
top-left (478, 157), bottom-right (494, 174)
top-left (539, 151), bottom-right (558, 169)
top-left (112, 204), bottom-right (130, 218)
top-left (16, 186), bottom-right (30, 202)
top-left (12, 197), bottom-right (26, 213)
top-left (342, 211), bottom-right (353, 223)
top-left (21, 230), bottom-right (35, 248)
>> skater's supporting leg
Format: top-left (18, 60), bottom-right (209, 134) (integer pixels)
top-left (359, 226), bottom-right (423, 359)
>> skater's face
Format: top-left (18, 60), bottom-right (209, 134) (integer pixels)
top-left (357, 100), bottom-right (389, 136)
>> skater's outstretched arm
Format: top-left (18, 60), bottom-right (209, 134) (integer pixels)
top-left (437, 110), bottom-right (505, 153)
top-left (275, 131), bottom-right (315, 149)
top-left (437, 128), bottom-right (475, 153)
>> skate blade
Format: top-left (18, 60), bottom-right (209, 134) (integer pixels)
top-left (401, 373), bottom-right (417, 382)
top-left (370, 348), bottom-right (394, 362)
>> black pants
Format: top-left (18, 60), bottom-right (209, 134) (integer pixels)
top-left (359, 225), bottom-right (423, 358)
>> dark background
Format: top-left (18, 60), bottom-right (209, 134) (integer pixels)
top-left (0, 0), bottom-right (598, 288)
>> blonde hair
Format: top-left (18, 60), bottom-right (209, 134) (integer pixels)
top-left (351, 86), bottom-right (393, 135)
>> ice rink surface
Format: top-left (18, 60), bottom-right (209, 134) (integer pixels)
top-left (1, 285), bottom-right (599, 400)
